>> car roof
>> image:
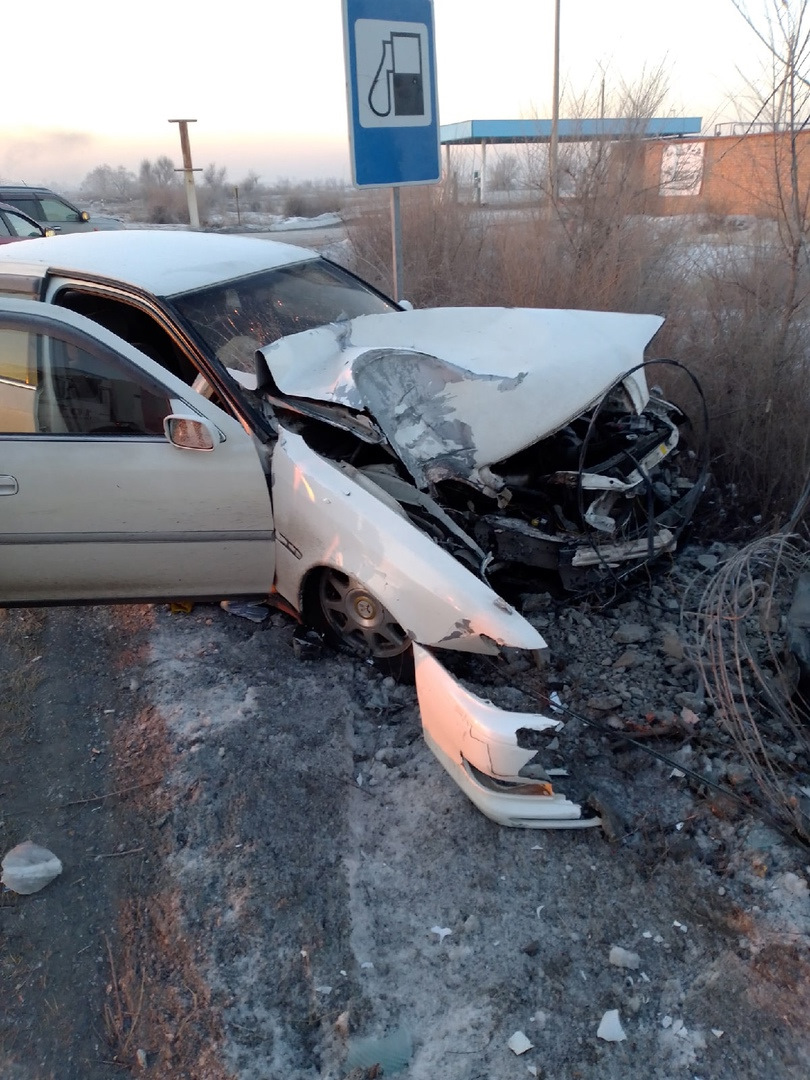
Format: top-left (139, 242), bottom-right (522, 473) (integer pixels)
top-left (0, 229), bottom-right (320, 297)
top-left (0, 186), bottom-right (51, 196)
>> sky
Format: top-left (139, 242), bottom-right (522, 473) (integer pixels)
top-left (0, 0), bottom-right (775, 192)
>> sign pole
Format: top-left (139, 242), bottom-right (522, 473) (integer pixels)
top-left (390, 186), bottom-right (404, 302)
top-left (343, 0), bottom-right (440, 304)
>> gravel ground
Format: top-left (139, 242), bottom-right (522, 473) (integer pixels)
top-left (2, 543), bottom-right (810, 1079)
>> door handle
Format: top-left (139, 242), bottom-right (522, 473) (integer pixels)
top-left (0, 475), bottom-right (19, 495)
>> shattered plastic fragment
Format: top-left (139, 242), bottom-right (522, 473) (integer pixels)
top-left (680, 707), bottom-right (700, 727)
top-left (219, 599), bottom-right (268, 623)
top-left (507, 1031), bottom-right (534, 1055)
top-left (597, 1010), bottom-right (627, 1042)
top-left (609, 946), bottom-right (641, 969)
top-left (431, 925), bottom-right (452, 941)
top-left (1, 841), bottom-right (63, 895)
top-left (346, 1028), bottom-right (413, 1074)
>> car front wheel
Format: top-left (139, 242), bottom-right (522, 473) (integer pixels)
top-left (310, 568), bottom-right (414, 679)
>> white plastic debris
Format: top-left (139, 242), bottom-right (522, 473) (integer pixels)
top-left (661, 1015), bottom-right (673, 1029)
top-left (1, 841), bottom-right (63, 895)
top-left (597, 1009), bottom-right (627, 1042)
top-left (712, 1029), bottom-right (724, 1038)
top-left (347, 1028), bottom-right (413, 1074)
top-left (549, 691), bottom-right (564, 713)
top-left (507, 1031), bottom-right (534, 1055)
top-left (609, 946), bottom-right (641, 969)
top-left (431, 925), bottom-right (452, 941)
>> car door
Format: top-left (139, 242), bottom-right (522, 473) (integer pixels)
top-left (32, 194), bottom-right (89, 234)
top-left (0, 303), bottom-right (275, 604)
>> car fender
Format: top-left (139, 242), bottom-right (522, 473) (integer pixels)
top-left (271, 428), bottom-right (544, 653)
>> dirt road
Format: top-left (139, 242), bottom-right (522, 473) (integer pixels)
top-left (2, 586), bottom-right (810, 1079)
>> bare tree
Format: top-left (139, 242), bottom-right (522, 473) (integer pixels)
top-left (138, 157), bottom-right (179, 190)
top-left (80, 164), bottom-right (136, 200)
top-left (732, 0), bottom-right (810, 355)
top-left (203, 163), bottom-right (228, 190)
top-left (489, 152), bottom-right (520, 192)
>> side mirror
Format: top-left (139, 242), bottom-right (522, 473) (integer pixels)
top-left (43, 228), bottom-right (56, 238)
top-left (164, 414), bottom-right (217, 451)
top-left (398, 299), bottom-right (414, 311)
top-left (80, 210), bottom-right (90, 222)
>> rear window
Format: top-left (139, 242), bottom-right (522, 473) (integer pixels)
top-left (2, 196), bottom-right (40, 220)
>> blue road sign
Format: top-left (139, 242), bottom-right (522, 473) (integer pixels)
top-left (343, 0), bottom-right (441, 187)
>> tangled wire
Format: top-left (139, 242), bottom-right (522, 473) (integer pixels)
top-left (689, 531), bottom-right (810, 843)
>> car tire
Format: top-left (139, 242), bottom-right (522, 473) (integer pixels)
top-left (308, 568), bottom-right (414, 681)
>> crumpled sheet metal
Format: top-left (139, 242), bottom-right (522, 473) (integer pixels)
top-left (260, 307), bottom-right (662, 488)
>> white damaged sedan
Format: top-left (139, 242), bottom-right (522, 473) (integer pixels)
top-left (0, 232), bottom-right (702, 829)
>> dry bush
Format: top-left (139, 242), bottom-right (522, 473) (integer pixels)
top-left (128, 185), bottom-right (189, 224)
top-left (281, 183), bottom-right (345, 219)
top-left (481, 203), bottom-right (677, 313)
top-left (658, 233), bottom-right (810, 524)
top-left (345, 185), bottom-right (489, 306)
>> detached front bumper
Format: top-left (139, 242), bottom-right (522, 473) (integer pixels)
top-left (413, 645), bottom-right (601, 829)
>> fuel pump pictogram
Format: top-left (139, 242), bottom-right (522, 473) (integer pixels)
top-left (368, 31), bottom-right (425, 118)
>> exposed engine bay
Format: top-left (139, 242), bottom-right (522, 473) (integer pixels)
top-left (250, 306), bottom-right (706, 593)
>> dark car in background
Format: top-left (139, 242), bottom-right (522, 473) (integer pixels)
top-left (0, 202), bottom-right (53, 244)
top-left (0, 185), bottom-right (123, 234)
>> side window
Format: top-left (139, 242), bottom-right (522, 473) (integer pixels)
top-left (5, 210), bottom-right (41, 239)
top-left (0, 217), bottom-right (12, 238)
top-left (0, 325), bottom-right (172, 436)
top-left (38, 197), bottom-right (80, 223)
top-left (3, 197), bottom-right (40, 221)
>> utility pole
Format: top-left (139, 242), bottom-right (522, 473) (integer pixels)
top-left (168, 118), bottom-right (201, 228)
top-left (549, 0), bottom-right (560, 202)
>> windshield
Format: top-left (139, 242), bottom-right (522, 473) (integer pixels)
top-left (172, 259), bottom-right (397, 372)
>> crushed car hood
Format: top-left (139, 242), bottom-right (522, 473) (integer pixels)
top-left (260, 307), bottom-right (664, 488)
